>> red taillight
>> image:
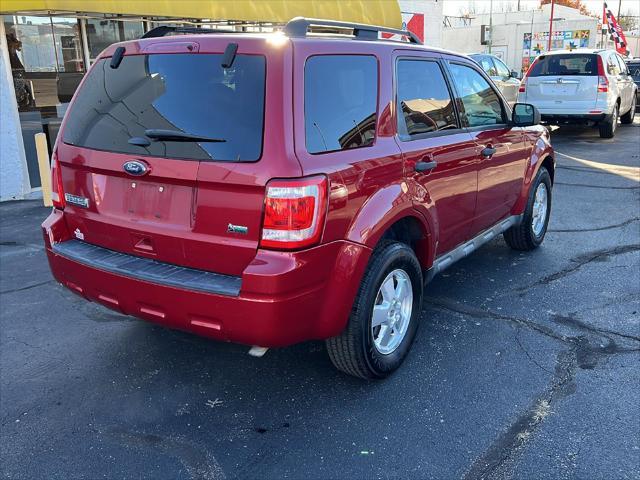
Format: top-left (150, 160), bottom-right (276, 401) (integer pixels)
top-left (50, 150), bottom-right (65, 209)
top-left (260, 175), bottom-right (328, 250)
top-left (596, 55), bottom-right (608, 93)
top-left (519, 58), bottom-right (538, 94)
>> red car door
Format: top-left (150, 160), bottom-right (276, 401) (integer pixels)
top-left (394, 52), bottom-right (479, 256)
top-left (445, 58), bottom-right (529, 234)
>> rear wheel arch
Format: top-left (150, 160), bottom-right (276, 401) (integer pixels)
top-left (377, 215), bottom-right (432, 268)
top-left (541, 155), bottom-right (555, 184)
top-left (344, 184), bottom-right (435, 268)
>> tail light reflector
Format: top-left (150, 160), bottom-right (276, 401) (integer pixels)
top-left (596, 55), bottom-right (608, 93)
top-left (519, 58), bottom-right (538, 94)
top-left (50, 150), bottom-right (65, 209)
top-left (260, 176), bottom-right (328, 250)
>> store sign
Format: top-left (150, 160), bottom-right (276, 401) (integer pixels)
top-left (522, 30), bottom-right (590, 72)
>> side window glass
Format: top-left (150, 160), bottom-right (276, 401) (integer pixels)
top-left (607, 56), bottom-right (620, 75)
top-left (480, 57), bottom-right (497, 76)
top-left (304, 55), bottom-right (378, 154)
top-left (494, 58), bottom-right (511, 78)
top-left (396, 59), bottom-right (458, 136)
top-left (448, 63), bottom-right (506, 128)
top-left (616, 55), bottom-right (628, 75)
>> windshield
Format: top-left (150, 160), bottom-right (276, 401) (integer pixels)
top-left (63, 53), bottom-right (266, 161)
top-left (529, 54), bottom-right (597, 76)
top-left (628, 62), bottom-right (640, 81)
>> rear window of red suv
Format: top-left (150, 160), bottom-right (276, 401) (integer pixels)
top-left (62, 53), bottom-right (266, 161)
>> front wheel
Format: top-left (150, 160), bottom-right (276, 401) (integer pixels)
top-left (504, 166), bottom-right (552, 251)
top-left (326, 241), bottom-right (423, 379)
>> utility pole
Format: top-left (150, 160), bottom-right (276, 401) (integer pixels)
top-left (547, 0), bottom-right (555, 51)
top-left (488, 0), bottom-right (493, 53)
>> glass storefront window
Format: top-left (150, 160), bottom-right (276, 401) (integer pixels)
top-left (86, 19), bottom-right (144, 60)
top-left (4, 14), bottom-right (85, 189)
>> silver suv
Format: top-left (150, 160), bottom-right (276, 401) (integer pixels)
top-left (518, 49), bottom-right (637, 138)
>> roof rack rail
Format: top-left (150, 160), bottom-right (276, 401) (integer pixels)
top-left (283, 17), bottom-right (421, 44)
top-left (141, 25), bottom-right (239, 39)
top-left (141, 18), bottom-right (422, 45)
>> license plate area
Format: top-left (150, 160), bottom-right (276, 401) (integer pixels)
top-left (119, 178), bottom-right (193, 225)
top-left (541, 82), bottom-right (579, 96)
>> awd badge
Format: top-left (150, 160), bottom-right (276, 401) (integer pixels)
top-left (227, 223), bottom-right (248, 235)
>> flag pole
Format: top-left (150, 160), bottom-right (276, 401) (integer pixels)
top-left (547, 0), bottom-right (555, 51)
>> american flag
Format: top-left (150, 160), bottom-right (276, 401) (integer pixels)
top-left (603, 2), bottom-right (629, 56)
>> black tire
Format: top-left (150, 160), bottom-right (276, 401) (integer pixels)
top-left (326, 241), bottom-right (423, 379)
top-left (620, 96), bottom-right (636, 124)
top-left (599, 103), bottom-right (618, 138)
top-left (503, 167), bottom-right (552, 251)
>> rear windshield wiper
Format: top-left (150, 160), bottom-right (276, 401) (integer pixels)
top-left (144, 129), bottom-right (226, 143)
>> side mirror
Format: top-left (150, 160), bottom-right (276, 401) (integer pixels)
top-left (512, 103), bottom-right (541, 127)
top-left (510, 70), bottom-right (521, 79)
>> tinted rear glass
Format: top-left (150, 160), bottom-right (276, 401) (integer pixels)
top-left (304, 55), bottom-right (378, 154)
top-left (529, 54), bottom-right (597, 76)
top-left (63, 53), bottom-right (265, 161)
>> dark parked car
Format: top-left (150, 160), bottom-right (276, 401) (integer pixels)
top-left (43, 18), bottom-right (554, 379)
top-left (626, 58), bottom-right (640, 104)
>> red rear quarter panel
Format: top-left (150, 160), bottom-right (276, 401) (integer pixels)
top-left (511, 125), bottom-right (554, 215)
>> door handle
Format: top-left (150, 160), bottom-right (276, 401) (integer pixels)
top-left (415, 161), bottom-right (437, 173)
top-left (481, 146), bottom-right (496, 158)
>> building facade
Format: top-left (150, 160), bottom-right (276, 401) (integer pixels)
top-left (443, 4), bottom-right (600, 73)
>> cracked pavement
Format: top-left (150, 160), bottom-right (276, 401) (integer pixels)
top-left (1, 119), bottom-right (639, 479)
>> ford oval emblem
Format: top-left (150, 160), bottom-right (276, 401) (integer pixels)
top-left (123, 160), bottom-right (148, 176)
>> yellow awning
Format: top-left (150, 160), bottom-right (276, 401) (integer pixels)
top-left (0, 0), bottom-right (402, 29)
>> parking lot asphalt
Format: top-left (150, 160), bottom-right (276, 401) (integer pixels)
top-left (1, 119), bottom-right (639, 480)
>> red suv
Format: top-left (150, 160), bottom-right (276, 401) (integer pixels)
top-left (43, 18), bottom-right (554, 379)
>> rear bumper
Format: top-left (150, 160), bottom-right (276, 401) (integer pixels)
top-left (541, 113), bottom-right (606, 124)
top-left (43, 210), bottom-right (371, 347)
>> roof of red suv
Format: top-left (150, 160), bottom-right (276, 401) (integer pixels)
top-left (96, 18), bottom-right (468, 62)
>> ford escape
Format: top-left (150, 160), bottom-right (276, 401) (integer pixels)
top-left (43, 18), bottom-right (555, 379)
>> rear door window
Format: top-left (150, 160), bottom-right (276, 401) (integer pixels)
top-left (448, 63), bottom-right (506, 127)
top-left (63, 53), bottom-right (266, 161)
top-left (304, 55), bottom-right (378, 154)
top-left (529, 54), bottom-right (597, 76)
top-left (396, 59), bottom-right (458, 138)
top-left (615, 54), bottom-right (628, 75)
top-left (606, 54), bottom-right (621, 75)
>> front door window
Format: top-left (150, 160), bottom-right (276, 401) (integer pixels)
top-left (448, 63), bottom-right (506, 127)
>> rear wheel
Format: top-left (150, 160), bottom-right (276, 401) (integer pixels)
top-left (599, 103), bottom-right (619, 138)
top-left (326, 241), bottom-right (423, 379)
top-left (504, 166), bottom-right (552, 251)
top-left (620, 96), bottom-right (636, 124)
